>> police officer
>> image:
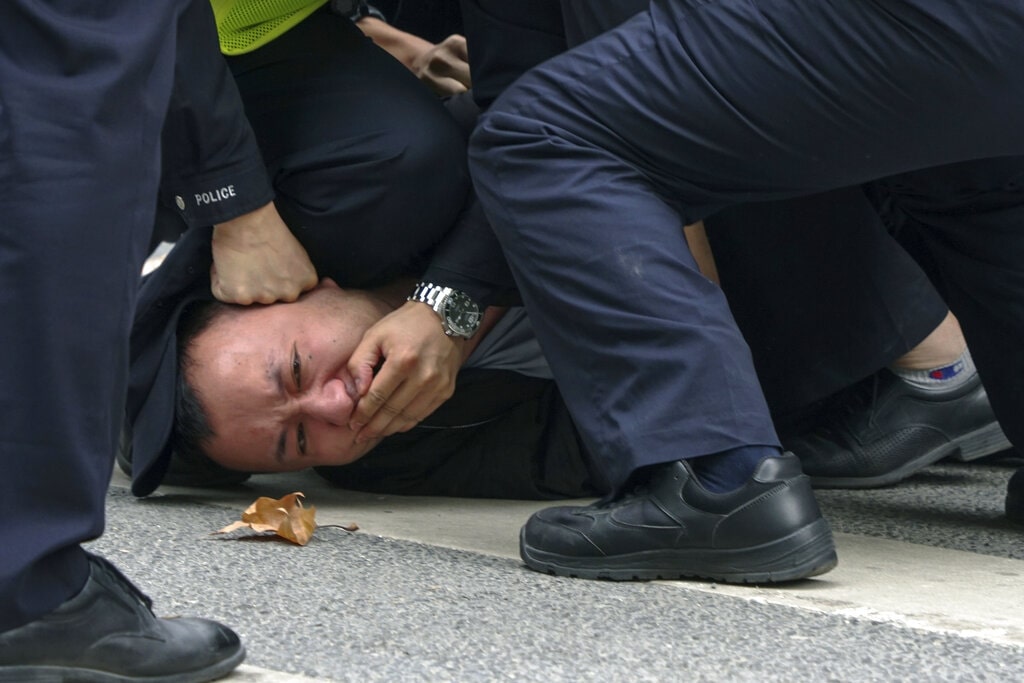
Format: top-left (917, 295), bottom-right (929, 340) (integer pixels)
top-left (0, 0), bottom-right (315, 678)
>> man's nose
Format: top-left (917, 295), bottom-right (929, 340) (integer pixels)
top-left (301, 379), bottom-right (354, 425)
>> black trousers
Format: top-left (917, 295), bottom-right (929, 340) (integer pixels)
top-left (0, 0), bottom-right (183, 631)
top-left (468, 0), bottom-right (1024, 488)
top-left (706, 189), bottom-right (948, 418)
top-left (223, 7), bottom-right (471, 289)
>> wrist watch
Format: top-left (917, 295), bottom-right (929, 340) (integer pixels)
top-left (330, 0), bottom-right (386, 22)
top-left (408, 282), bottom-right (482, 339)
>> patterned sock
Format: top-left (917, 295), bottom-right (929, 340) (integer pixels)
top-left (891, 348), bottom-right (976, 393)
top-left (690, 445), bottom-right (782, 493)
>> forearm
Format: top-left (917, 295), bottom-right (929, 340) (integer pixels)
top-left (355, 16), bottom-right (432, 71)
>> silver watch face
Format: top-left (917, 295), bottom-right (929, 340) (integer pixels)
top-left (441, 290), bottom-right (481, 338)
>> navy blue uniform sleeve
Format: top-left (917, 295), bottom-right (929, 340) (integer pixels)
top-left (420, 193), bottom-right (521, 307)
top-left (158, 0), bottom-right (274, 228)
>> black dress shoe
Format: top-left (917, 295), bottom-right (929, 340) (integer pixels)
top-left (519, 453), bottom-right (837, 583)
top-left (1008, 468), bottom-right (1024, 526)
top-left (785, 370), bottom-right (1010, 489)
top-left (0, 553), bottom-right (245, 683)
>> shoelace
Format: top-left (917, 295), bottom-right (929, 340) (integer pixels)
top-left (816, 372), bottom-right (884, 437)
top-left (88, 552), bottom-right (154, 611)
top-left (596, 462), bottom-right (668, 508)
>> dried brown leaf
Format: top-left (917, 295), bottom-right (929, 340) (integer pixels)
top-left (215, 492), bottom-right (317, 545)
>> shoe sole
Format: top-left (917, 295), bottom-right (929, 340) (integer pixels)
top-left (519, 517), bottom-right (837, 584)
top-left (811, 421), bottom-right (1013, 489)
top-left (0, 644), bottom-right (245, 683)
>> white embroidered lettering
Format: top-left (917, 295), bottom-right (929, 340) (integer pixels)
top-left (194, 185), bottom-right (238, 206)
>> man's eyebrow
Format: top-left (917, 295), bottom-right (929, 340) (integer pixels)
top-left (269, 352), bottom-right (287, 465)
top-left (274, 431), bottom-right (287, 465)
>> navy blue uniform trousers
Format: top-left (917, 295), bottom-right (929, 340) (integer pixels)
top-left (0, 1), bottom-right (181, 630)
top-left (462, 0), bottom-right (954, 422)
top-left (469, 0), bottom-right (1024, 489)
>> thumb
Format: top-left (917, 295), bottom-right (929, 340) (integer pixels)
top-left (347, 332), bottom-right (383, 396)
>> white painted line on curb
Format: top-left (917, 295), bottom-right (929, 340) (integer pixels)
top-left (110, 470), bottom-right (1024, 648)
top-left (680, 532), bottom-right (1024, 647)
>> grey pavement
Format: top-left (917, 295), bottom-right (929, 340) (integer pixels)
top-left (96, 453), bottom-right (1024, 682)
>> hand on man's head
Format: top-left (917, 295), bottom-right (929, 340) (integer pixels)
top-left (210, 201), bottom-right (318, 305)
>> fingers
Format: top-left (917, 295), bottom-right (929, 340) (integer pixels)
top-left (439, 34), bottom-right (470, 85)
top-left (426, 76), bottom-right (469, 96)
top-left (210, 202), bottom-right (318, 305)
top-left (355, 380), bottom-right (431, 440)
top-left (209, 263), bottom-right (314, 304)
top-left (346, 330), bottom-right (390, 432)
top-left (353, 383), bottom-right (454, 441)
top-left (441, 34), bottom-right (468, 58)
top-left (348, 365), bottom-right (405, 437)
top-left (417, 34), bottom-right (471, 95)
top-left (348, 355), bottom-right (457, 441)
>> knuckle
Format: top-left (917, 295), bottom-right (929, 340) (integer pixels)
top-left (230, 291), bottom-right (253, 305)
top-left (365, 388), bottom-right (388, 406)
top-left (255, 293), bottom-right (277, 305)
top-left (419, 366), bottom-right (442, 384)
top-left (379, 402), bottom-right (402, 417)
top-left (391, 354), bottom-right (419, 373)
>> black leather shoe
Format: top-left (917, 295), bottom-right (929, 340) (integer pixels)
top-left (1008, 468), bottom-right (1024, 526)
top-left (519, 453), bottom-right (837, 583)
top-left (0, 553), bottom-right (245, 683)
top-left (785, 370), bottom-right (1010, 489)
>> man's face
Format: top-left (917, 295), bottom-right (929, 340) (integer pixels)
top-left (186, 279), bottom-right (389, 472)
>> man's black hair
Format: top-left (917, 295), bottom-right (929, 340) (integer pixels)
top-left (165, 299), bottom-right (252, 485)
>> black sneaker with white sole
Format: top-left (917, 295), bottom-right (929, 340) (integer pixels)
top-left (520, 453), bottom-right (837, 583)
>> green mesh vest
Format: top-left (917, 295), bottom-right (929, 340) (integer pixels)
top-left (211, 0), bottom-right (329, 55)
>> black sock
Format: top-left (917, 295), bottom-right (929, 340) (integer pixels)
top-left (690, 445), bottom-right (782, 493)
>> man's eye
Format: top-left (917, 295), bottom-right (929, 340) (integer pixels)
top-left (297, 423), bottom-right (307, 456)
